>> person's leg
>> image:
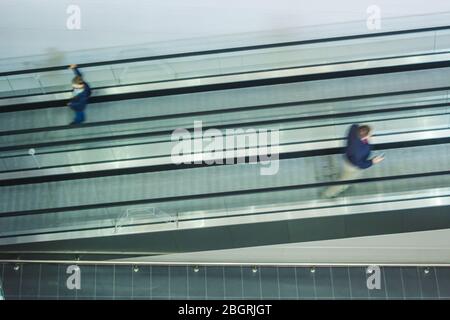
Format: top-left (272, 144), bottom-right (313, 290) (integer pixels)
top-left (72, 110), bottom-right (85, 124)
top-left (79, 110), bottom-right (85, 123)
top-left (323, 158), bottom-right (362, 198)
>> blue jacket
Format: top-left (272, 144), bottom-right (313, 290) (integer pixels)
top-left (69, 68), bottom-right (91, 111)
top-left (345, 124), bottom-right (372, 169)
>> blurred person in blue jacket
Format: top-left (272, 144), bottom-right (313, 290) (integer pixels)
top-left (323, 124), bottom-right (384, 198)
top-left (67, 64), bottom-right (91, 125)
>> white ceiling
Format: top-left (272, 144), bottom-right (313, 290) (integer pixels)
top-left (0, 0), bottom-right (449, 70)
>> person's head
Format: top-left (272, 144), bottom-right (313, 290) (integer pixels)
top-left (72, 76), bottom-right (84, 89)
top-left (358, 125), bottom-right (372, 140)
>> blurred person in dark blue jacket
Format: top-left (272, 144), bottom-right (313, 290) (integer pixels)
top-left (323, 124), bottom-right (384, 198)
top-left (67, 64), bottom-right (91, 125)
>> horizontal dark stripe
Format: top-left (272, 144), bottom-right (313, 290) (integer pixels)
top-left (1, 116), bottom-right (448, 173)
top-left (1, 134), bottom-right (449, 186)
top-left (0, 94), bottom-right (448, 138)
top-left (2, 56), bottom-right (450, 113)
top-left (2, 50), bottom-right (447, 103)
top-left (0, 253), bottom-right (154, 260)
top-left (1, 85), bottom-right (449, 153)
top-left (0, 193), bottom-right (446, 240)
top-left (0, 203), bottom-right (449, 256)
top-left (0, 137), bottom-right (448, 187)
top-left (1, 25), bottom-right (449, 77)
top-left (0, 170), bottom-right (448, 219)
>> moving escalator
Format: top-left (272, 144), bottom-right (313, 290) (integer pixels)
top-left (0, 26), bottom-right (449, 263)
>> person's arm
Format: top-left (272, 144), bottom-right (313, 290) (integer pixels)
top-left (73, 67), bottom-right (82, 78)
top-left (84, 81), bottom-right (91, 96)
top-left (68, 97), bottom-right (81, 109)
top-left (71, 90), bottom-right (90, 110)
top-left (345, 124), bottom-right (359, 158)
top-left (69, 64), bottom-right (83, 78)
top-left (359, 154), bottom-right (386, 168)
top-left (355, 157), bottom-right (373, 169)
top-left (347, 124), bottom-right (359, 142)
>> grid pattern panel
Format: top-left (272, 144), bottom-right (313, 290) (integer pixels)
top-left (1, 263), bottom-right (449, 300)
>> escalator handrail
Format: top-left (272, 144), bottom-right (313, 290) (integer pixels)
top-left (1, 25), bottom-right (449, 77)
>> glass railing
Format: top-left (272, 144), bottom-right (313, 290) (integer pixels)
top-left (1, 27), bottom-right (449, 98)
top-left (0, 171), bottom-right (448, 240)
top-left (0, 88), bottom-right (447, 170)
top-left (0, 107), bottom-right (447, 174)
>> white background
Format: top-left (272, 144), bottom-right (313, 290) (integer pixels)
top-left (0, 0), bottom-right (450, 70)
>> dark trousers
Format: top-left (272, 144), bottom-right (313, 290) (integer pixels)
top-left (72, 108), bottom-right (85, 124)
